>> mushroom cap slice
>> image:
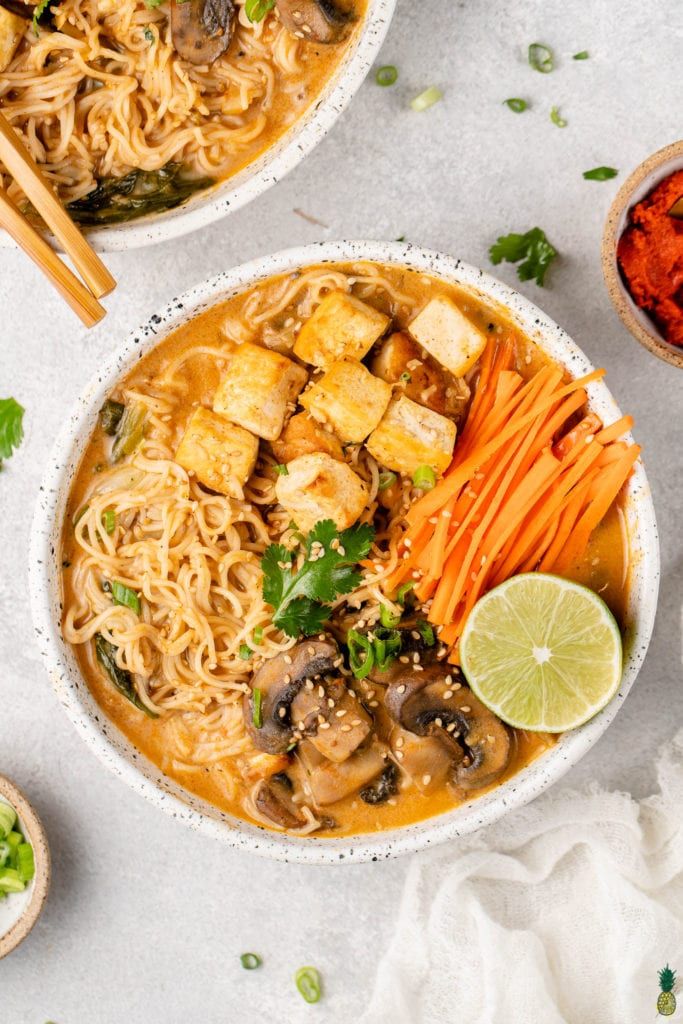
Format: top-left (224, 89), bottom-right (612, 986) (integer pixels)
top-left (252, 774), bottom-right (305, 830)
top-left (290, 678), bottom-right (371, 763)
top-left (244, 639), bottom-right (339, 754)
top-left (297, 740), bottom-right (388, 805)
top-left (171, 0), bottom-right (236, 65)
top-left (275, 0), bottom-right (351, 43)
top-left (385, 666), bottom-right (511, 792)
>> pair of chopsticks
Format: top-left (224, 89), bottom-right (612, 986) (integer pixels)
top-left (0, 111), bottom-right (115, 327)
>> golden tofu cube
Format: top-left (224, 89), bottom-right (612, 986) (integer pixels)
top-left (275, 452), bottom-right (368, 532)
top-left (366, 395), bottom-right (456, 477)
top-left (300, 360), bottom-right (391, 443)
top-left (213, 342), bottom-right (308, 441)
top-left (294, 291), bottom-right (390, 368)
top-left (270, 412), bottom-right (344, 464)
top-left (408, 296), bottom-right (487, 377)
top-left (0, 7), bottom-right (25, 73)
top-left (175, 407), bottom-right (258, 497)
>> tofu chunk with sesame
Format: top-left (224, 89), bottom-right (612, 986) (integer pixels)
top-left (300, 360), bottom-right (391, 443)
top-left (270, 412), bottom-right (344, 464)
top-left (408, 296), bottom-right (487, 377)
top-left (213, 342), bottom-right (308, 441)
top-left (275, 452), bottom-right (368, 532)
top-left (366, 395), bottom-right (456, 477)
top-left (0, 7), bottom-right (25, 73)
top-left (175, 407), bottom-right (258, 497)
top-left (294, 291), bottom-right (390, 368)
top-left (371, 331), bottom-right (471, 423)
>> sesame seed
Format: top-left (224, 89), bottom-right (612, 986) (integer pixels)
top-left (444, 690), bottom-right (453, 700)
top-left (283, 674), bottom-right (291, 684)
top-left (395, 750), bottom-right (404, 760)
top-left (278, 707), bottom-right (286, 718)
top-left (435, 717), bottom-right (443, 727)
top-left (461, 705), bottom-right (471, 713)
top-left (318, 685), bottom-right (325, 698)
top-left (341, 724), bottom-right (352, 733)
top-left (297, 721), bottom-right (305, 731)
top-left (369, 699), bottom-right (379, 708)
top-left (399, 655), bottom-right (410, 664)
top-left (327, 698), bottom-right (335, 708)
top-left (454, 682), bottom-right (462, 690)
top-left (305, 679), bottom-right (314, 691)
top-left (397, 684), bottom-right (406, 694)
top-left (446, 722), bottom-right (456, 733)
top-left (410, 630), bottom-right (421, 641)
top-left (307, 646), bottom-right (315, 655)
top-left (319, 722), bottom-right (331, 730)
top-left (422, 774), bottom-right (432, 786)
top-left (284, 655), bottom-right (292, 665)
top-left (336, 709), bottom-right (348, 717)
top-left (395, 736), bottom-right (404, 748)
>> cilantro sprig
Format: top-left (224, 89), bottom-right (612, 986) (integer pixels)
top-left (0, 398), bottom-right (25, 465)
top-left (489, 227), bottom-right (558, 287)
top-left (261, 519), bottom-right (374, 638)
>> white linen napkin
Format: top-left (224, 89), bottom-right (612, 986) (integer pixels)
top-left (361, 731), bottom-right (683, 1024)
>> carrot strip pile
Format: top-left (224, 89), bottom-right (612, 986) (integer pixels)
top-left (386, 343), bottom-right (639, 649)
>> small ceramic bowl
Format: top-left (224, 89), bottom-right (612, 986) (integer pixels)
top-left (602, 140), bottom-right (683, 369)
top-left (0, 775), bottom-right (50, 958)
top-left (29, 241), bottom-right (660, 865)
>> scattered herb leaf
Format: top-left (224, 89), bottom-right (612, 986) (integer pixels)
top-left (295, 966), bottom-right (322, 1004)
top-left (95, 634), bottom-right (158, 717)
top-left (275, 463), bottom-right (289, 476)
top-left (528, 42), bottom-right (554, 73)
top-left (489, 227), bottom-right (558, 287)
top-left (410, 85), bottom-right (443, 112)
top-left (504, 98), bottom-right (528, 113)
top-left (0, 398), bottom-right (24, 464)
top-left (583, 166), bottom-right (618, 181)
top-left (111, 581), bottom-right (141, 615)
top-left (239, 644), bottom-right (252, 660)
top-left (550, 105), bottom-right (567, 127)
top-left (240, 952), bottom-right (262, 969)
top-left (244, 0), bottom-right (275, 21)
top-left (573, 50), bottom-right (589, 60)
top-left (376, 64), bottom-right (398, 87)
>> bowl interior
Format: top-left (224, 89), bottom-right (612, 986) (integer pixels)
top-left (0, 776), bottom-right (50, 958)
top-left (29, 241), bottom-right (660, 864)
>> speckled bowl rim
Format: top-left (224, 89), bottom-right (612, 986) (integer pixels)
top-left (29, 240), bottom-right (660, 864)
top-left (601, 139), bottom-right (683, 369)
top-left (0, 0), bottom-right (395, 254)
top-left (0, 775), bottom-right (50, 958)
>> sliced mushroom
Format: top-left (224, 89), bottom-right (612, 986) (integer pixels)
top-left (297, 740), bottom-right (387, 805)
top-left (389, 726), bottom-right (453, 793)
top-left (243, 639), bottom-right (339, 754)
top-left (360, 762), bottom-right (399, 805)
top-left (290, 678), bottom-right (371, 763)
top-left (171, 0), bottom-right (236, 65)
top-left (385, 666), bottom-right (511, 792)
top-left (253, 773), bottom-right (305, 830)
top-left (275, 0), bottom-right (351, 43)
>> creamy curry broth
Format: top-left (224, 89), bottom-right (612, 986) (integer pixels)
top-left (61, 262), bottom-right (630, 837)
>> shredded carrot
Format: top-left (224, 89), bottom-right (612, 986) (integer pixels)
top-left (595, 415), bottom-right (634, 445)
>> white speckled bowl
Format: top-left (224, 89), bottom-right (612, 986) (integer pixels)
top-left (0, 775), bottom-right (50, 959)
top-left (0, 1), bottom-right (395, 253)
top-left (29, 241), bottom-right (660, 864)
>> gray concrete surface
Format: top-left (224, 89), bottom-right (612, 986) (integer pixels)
top-left (1, 1), bottom-right (681, 1020)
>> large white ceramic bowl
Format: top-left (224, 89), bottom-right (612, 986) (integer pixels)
top-left (29, 241), bottom-right (660, 864)
top-left (0, 1), bottom-right (395, 253)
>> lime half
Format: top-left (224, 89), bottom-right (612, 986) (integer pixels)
top-left (460, 573), bottom-right (623, 733)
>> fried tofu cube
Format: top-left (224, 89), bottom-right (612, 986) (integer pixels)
top-left (213, 342), bottom-right (308, 441)
top-left (275, 452), bottom-right (368, 532)
top-left (175, 407), bottom-right (258, 497)
top-left (270, 412), bottom-right (344, 464)
top-left (0, 7), bottom-right (25, 73)
top-left (407, 296), bottom-right (487, 377)
top-left (300, 360), bottom-right (391, 443)
top-left (371, 331), bottom-right (471, 423)
top-left (294, 291), bottom-right (390, 368)
top-left (366, 395), bottom-right (456, 477)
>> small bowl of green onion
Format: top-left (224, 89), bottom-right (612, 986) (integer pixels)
top-left (0, 774), bottom-right (50, 959)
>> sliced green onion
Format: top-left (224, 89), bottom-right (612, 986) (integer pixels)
top-left (99, 399), bottom-right (125, 436)
top-left (0, 802), bottom-right (17, 840)
top-left (240, 952), bottom-right (262, 970)
top-left (504, 98), bottom-right (527, 113)
top-left (583, 166), bottom-right (618, 181)
top-left (102, 509), bottom-right (116, 535)
top-left (416, 619), bottom-right (436, 646)
top-left (379, 604), bottom-right (401, 628)
top-left (550, 105), bottom-right (567, 128)
top-left (376, 65), bottom-right (398, 87)
top-left (412, 465), bottom-right (436, 490)
top-left (244, 0), bottom-right (275, 21)
top-left (573, 50), bottom-right (589, 60)
top-left (0, 868), bottom-right (25, 894)
top-left (0, 841), bottom-right (9, 867)
top-left (111, 402), bottom-right (146, 463)
top-left (240, 644), bottom-right (253, 661)
top-left (275, 464), bottom-right (289, 476)
top-left (378, 471), bottom-right (397, 491)
top-left (295, 966), bottom-right (322, 1004)
top-left (143, 26), bottom-right (154, 42)
top-left (16, 843), bottom-right (35, 883)
top-left (252, 687), bottom-right (263, 728)
top-left (399, 371), bottom-right (412, 383)
top-left (111, 581), bottom-right (141, 615)
top-left (410, 86), bottom-right (443, 112)
top-left (528, 42), bottom-right (554, 73)
top-left (347, 630), bottom-right (375, 679)
top-left (396, 581), bottom-right (414, 605)
top-left (252, 626), bottom-right (263, 646)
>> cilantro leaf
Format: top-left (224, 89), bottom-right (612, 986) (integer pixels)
top-left (32, 0), bottom-right (51, 32)
top-left (261, 519), bottom-right (375, 638)
top-left (0, 398), bottom-right (24, 464)
top-left (489, 227), bottom-right (558, 287)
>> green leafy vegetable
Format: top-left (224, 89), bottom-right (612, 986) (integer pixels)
top-left (489, 227), bottom-right (558, 287)
top-left (412, 465), bottom-right (436, 490)
top-left (583, 166), bottom-right (618, 181)
top-left (244, 0), bottom-right (275, 21)
top-left (99, 399), bottom-right (125, 436)
top-left (295, 966), bottom-right (322, 1004)
top-left (16, 842), bottom-right (35, 883)
top-left (111, 581), bottom-right (141, 615)
top-left (261, 520), bottom-right (375, 638)
top-left (240, 952), bottom-right (262, 969)
top-left (252, 688), bottom-right (263, 728)
top-left (550, 105), bottom-right (567, 127)
top-left (376, 65), bottom-right (398, 87)
top-left (528, 42), bottom-right (554, 73)
top-left (95, 633), bottom-right (158, 717)
top-left (68, 165), bottom-right (214, 226)
top-left (504, 98), bottom-right (528, 113)
top-left (111, 402), bottom-right (146, 462)
top-left (411, 86), bottom-right (442, 112)
top-left (32, 0), bottom-right (50, 32)
top-left (239, 644), bottom-right (252, 660)
top-left (102, 510), bottom-right (116, 535)
top-left (0, 398), bottom-right (24, 464)
top-left (573, 50), bottom-right (589, 60)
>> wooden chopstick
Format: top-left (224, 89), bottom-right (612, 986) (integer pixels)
top-left (0, 112), bottom-right (115, 299)
top-left (0, 188), bottom-right (105, 328)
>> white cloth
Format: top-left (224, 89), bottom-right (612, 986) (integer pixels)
top-left (361, 732), bottom-right (683, 1024)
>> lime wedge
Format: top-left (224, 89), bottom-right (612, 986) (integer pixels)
top-left (459, 574), bottom-right (623, 732)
